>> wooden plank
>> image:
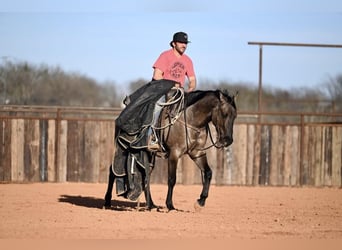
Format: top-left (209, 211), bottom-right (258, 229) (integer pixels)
top-left (39, 120), bottom-right (48, 181)
top-left (47, 120), bottom-right (56, 182)
top-left (301, 126), bottom-right (309, 185)
top-left (67, 120), bottom-right (83, 182)
top-left (0, 120), bottom-right (4, 181)
top-left (323, 127), bottom-right (332, 186)
top-left (278, 126), bottom-right (286, 185)
top-left (215, 148), bottom-right (224, 185)
top-left (224, 146), bottom-right (233, 185)
top-left (253, 125), bottom-right (261, 186)
top-left (229, 130), bottom-right (237, 185)
top-left (204, 124), bottom-right (216, 184)
top-left (24, 119), bottom-right (40, 181)
top-left (11, 119), bottom-right (24, 181)
top-left (234, 124), bottom-right (247, 185)
top-left (229, 127), bottom-right (237, 185)
top-left (331, 126), bottom-right (342, 187)
top-left (180, 155), bottom-right (197, 185)
top-left (320, 126), bottom-right (326, 186)
top-left (284, 125), bottom-right (291, 186)
top-left (10, 119), bottom-right (18, 181)
top-left (284, 126), bottom-right (290, 185)
top-left (246, 124), bottom-right (255, 185)
top-left (83, 121), bottom-right (100, 182)
top-left (57, 120), bottom-right (67, 182)
top-left (98, 121), bottom-right (115, 183)
top-left (290, 126), bottom-right (300, 186)
top-left (308, 126), bottom-right (315, 185)
top-left (269, 125), bottom-right (279, 186)
top-left (0, 119), bottom-right (12, 181)
top-left (313, 127), bottom-right (323, 186)
top-left (152, 157), bottom-right (168, 184)
top-left (259, 125), bottom-right (270, 185)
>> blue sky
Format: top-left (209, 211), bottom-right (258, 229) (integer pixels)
top-left (1, 0), bottom-right (342, 92)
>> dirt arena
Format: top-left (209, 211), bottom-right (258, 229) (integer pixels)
top-left (0, 183), bottom-right (341, 239)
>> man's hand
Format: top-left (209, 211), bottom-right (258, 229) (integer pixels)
top-left (187, 76), bottom-right (196, 92)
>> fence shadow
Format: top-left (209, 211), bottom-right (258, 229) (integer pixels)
top-left (58, 194), bottom-right (146, 211)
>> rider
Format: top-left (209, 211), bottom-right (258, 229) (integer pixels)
top-left (148, 31), bottom-right (197, 150)
top-left (152, 31), bottom-right (197, 92)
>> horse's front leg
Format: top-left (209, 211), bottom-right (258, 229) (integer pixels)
top-left (192, 155), bottom-right (212, 208)
top-left (166, 155), bottom-right (179, 210)
top-left (104, 164), bottom-right (115, 209)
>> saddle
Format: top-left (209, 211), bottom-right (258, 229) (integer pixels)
top-left (149, 88), bottom-right (185, 153)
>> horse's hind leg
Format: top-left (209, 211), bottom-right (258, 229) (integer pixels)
top-left (166, 155), bottom-right (178, 210)
top-left (143, 152), bottom-right (157, 210)
top-left (193, 155), bottom-right (212, 208)
top-left (104, 164), bottom-right (115, 209)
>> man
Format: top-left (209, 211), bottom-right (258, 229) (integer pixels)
top-left (147, 32), bottom-right (197, 151)
top-left (152, 31), bottom-right (196, 92)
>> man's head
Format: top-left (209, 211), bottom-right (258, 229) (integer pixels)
top-left (170, 32), bottom-right (190, 55)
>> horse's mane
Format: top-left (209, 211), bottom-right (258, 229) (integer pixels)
top-left (185, 89), bottom-right (236, 109)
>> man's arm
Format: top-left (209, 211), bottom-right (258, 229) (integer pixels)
top-left (152, 68), bottom-right (163, 80)
top-left (187, 76), bottom-right (196, 92)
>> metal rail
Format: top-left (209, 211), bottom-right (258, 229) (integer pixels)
top-left (247, 41), bottom-right (342, 120)
top-left (248, 41), bottom-right (342, 48)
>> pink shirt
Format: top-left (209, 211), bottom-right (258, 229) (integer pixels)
top-left (153, 49), bottom-right (195, 87)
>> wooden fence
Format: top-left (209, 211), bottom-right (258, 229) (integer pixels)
top-left (0, 106), bottom-right (341, 187)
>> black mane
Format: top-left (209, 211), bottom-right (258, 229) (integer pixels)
top-left (185, 89), bottom-right (236, 109)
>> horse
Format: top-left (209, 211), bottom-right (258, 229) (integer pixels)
top-left (104, 88), bottom-right (237, 211)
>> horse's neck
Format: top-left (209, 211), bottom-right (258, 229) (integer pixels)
top-left (185, 95), bottom-right (217, 127)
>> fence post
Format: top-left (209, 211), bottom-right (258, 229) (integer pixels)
top-left (299, 113), bottom-right (305, 185)
top-left (54, 108), bottom-right (61, 182)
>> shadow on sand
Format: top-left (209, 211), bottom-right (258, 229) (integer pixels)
top-left (58, 194), bottom-right (147, 211)
top-left (58, 195), bottom-right (191, 213)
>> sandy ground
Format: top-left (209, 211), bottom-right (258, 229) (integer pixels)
top-left (0, 183), bottom-right (341, 239)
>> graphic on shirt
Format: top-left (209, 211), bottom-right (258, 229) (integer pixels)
top-left (170, 61), bottom-right (185, 80)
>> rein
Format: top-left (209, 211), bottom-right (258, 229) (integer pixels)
top-left (181, 106), bottom-right (225, 154)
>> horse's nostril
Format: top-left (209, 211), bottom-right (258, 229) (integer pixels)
top-left (226, 137), bottom-right (233, 146)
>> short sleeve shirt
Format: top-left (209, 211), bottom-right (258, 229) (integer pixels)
top-left (153, 49), bottom-right (195, 87)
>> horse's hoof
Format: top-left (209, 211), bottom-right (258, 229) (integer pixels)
top-left (194, 201), bottom-right (204, 212)
top-left (167, 209), bottom-right (178, 213)
top-left (103, 205), bottom-right (111, 210)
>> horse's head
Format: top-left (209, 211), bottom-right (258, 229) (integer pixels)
top-left (211, 90), bottom-right (237, 147)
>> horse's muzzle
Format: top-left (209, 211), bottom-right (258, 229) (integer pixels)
top-left (225, 137), bottom-right (233, 147)
top-left (218, 136), bottom-right (233, 147)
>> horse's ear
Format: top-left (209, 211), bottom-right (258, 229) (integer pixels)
top-left (234, 91), bottom-right (239, 102)
top-left (219, 90), bottom-right (227, 101)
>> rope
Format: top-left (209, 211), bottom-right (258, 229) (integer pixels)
top-left (152, 88), bottom-right (185, 130)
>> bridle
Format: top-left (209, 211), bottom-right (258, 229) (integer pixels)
top-left (182, 92), bottom-right (236, 153)
top-left (156, 89), bottom-right (236, 154)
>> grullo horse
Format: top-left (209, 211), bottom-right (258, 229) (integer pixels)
top-left (104, 88), bottom-right (237, 211)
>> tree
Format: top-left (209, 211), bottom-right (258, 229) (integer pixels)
top-left (324, 74), bottom-right (342, 112)
top-left (0, 61), bottom-right (122, 107)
